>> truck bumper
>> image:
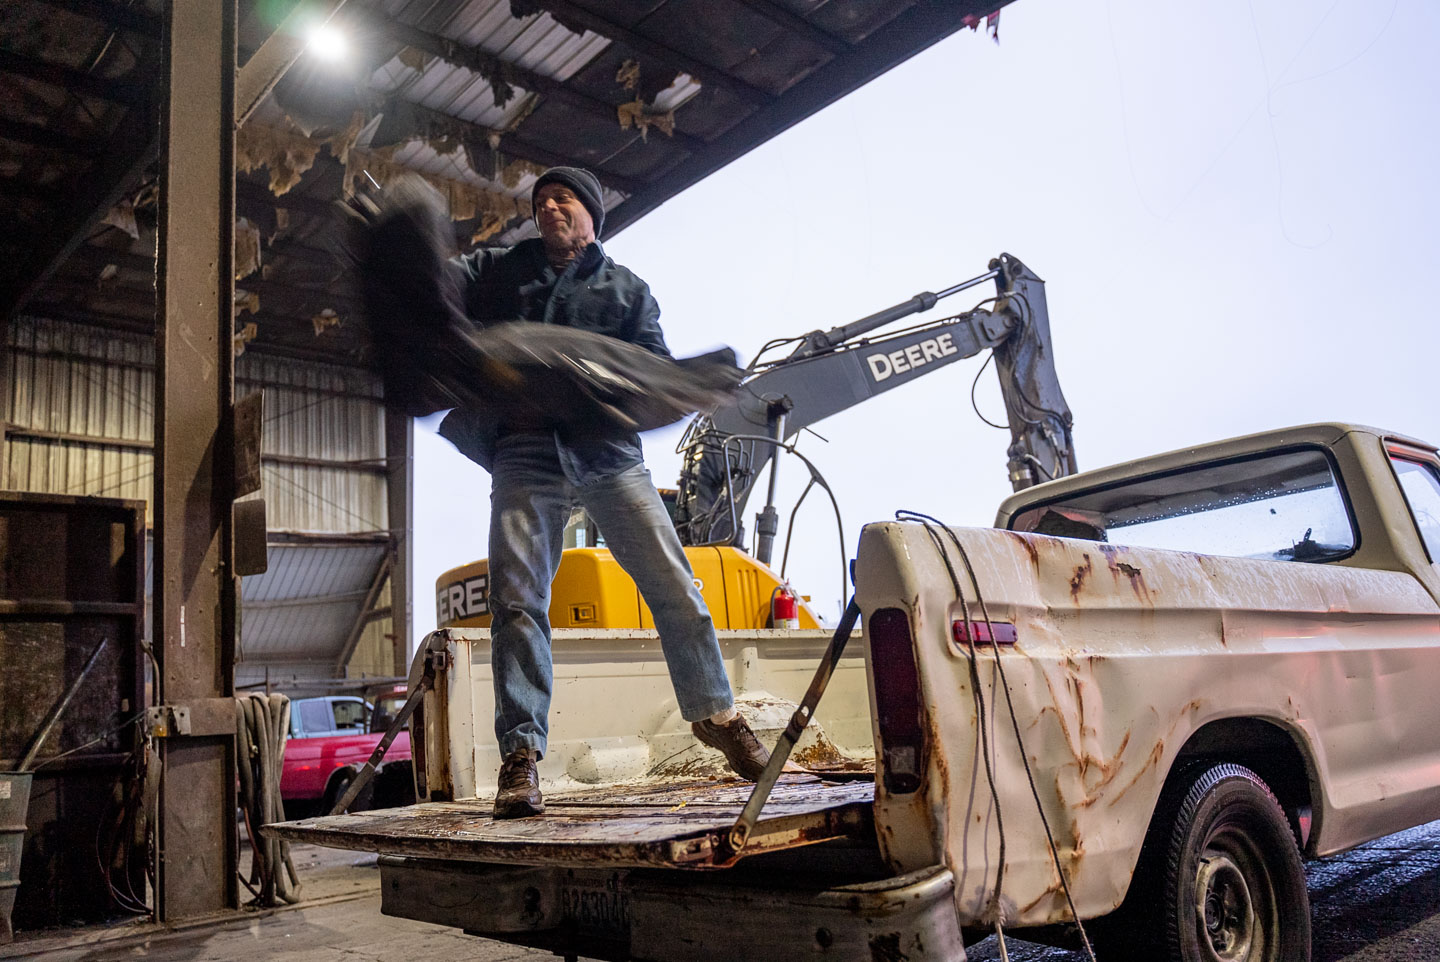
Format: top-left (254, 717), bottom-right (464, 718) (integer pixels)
top-left (378, 856), bottom-right (966, 962)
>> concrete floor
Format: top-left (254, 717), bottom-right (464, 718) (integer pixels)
top-left (7, 821), bottom-right (1440, 962)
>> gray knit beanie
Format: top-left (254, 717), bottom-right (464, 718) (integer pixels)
top-left (532, 167), bottom-right (605, 238)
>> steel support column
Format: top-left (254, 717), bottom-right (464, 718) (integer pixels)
top-left (385, 410), bottom-right (414, 676)
top-left (153, 0), bottom-right (239, 921)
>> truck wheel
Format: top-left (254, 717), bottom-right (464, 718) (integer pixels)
top-left (1157, 763), bottom-right (1310, 962)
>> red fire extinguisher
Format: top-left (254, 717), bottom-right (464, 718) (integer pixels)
top-left (770, 583), bottom-right (799, 629)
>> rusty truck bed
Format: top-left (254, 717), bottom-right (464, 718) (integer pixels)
top-left (265, 773), bottom-right (874, 870)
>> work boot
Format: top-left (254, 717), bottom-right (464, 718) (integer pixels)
top-left (692, 715), bottom-right (771, 781)
top-left (493, 749), bottom-right (544, 819)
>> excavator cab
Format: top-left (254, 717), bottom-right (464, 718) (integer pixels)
top-left (434, 494), bottom-right (824, 632)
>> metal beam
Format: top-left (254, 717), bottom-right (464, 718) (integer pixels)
top-left (153, 0), bottom-right (239, 922)
top-left (363, 8), bottom-right (710, 155)
top-left (19, 301), bottom-right (154, 335)
top-left (519, 0), bottom-right (772, 106)
top-left (236, 0), bottom-right (351, 126)
top-left (0, 99), bottom-right (156, 322)
top-left (396, 100), bottom-right (647, 194)
top-left (728, 0), bottom-right (850, 56)
top-left (61, 242), bottom-right (363, 312)
top-left (264, 452), bottom-right (388, 474)
top-left (29, 0), bottom-right (163, 38)
top-left (0, 177), bottom-right (60, 203)
top-left (24, 299), bottom-right (372, 367)
top-left (0, 117), bottom-right (92, 154)
top-left (606, 0), bottom-right (1014, 237)
top-left (0, 48), bottom-right (148, 105)
top-left (334, 555), bottom-right (392, 673)
top-left (4, 428), bottom-right (389, 475)
top-left (235, 178), bottom-right (338, 219)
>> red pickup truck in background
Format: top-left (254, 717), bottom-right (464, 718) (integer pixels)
top-left (280, 690), bottom-right (414, 817)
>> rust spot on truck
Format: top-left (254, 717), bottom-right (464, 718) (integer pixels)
top-left (1072, 727), bottom-right (1134, 809)
top-left (793, 732), bottom-right (875, 774)
top-left (1098, 544), bottom-right (1153, 603)
top-left (1037, 672), bottom-right (1077, 756)
top-left (868, 932), bottom-right (910, 962)
top-left (1020, 877), bottom-right (1065, 916)
top-left (1107, 700), bottom-right (1204, 808)
top-left (1069, 555), bottom-right (1093, 602)
top-left (1108, 739), bottom-right (1165, 808)
top-left (925, 710), bottom-right (951, 799)
top-left (1006, 530), bottom-right (1042, 569)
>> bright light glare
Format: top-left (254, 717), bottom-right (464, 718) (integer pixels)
top-left (305, 23), bottom-right (347, 62)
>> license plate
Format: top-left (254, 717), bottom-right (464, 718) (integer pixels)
top-left (560, 872), bottom-right (631, 938)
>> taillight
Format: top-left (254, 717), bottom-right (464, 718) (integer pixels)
top-left (952, 619), bottom-right (1017, 646)
top-left (869, 607), bottom-right (925, 794)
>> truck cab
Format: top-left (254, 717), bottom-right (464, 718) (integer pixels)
top-left (287, 695), bottom-right (370, 739)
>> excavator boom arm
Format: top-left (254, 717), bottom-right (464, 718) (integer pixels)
top-left (674, 254), bottom-right (1076, 550)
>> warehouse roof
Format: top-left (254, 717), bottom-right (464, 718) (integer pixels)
top-left (0, 0), bottom-right (1009, 367)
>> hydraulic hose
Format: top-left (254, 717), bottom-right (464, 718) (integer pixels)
top-left (235, 693), bottom-right (301, 905)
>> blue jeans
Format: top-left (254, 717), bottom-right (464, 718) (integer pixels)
top-left (488, 432), bottom-right (735, 758)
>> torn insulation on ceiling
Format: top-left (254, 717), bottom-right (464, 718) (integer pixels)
top-left (617, 101), bottom-right (675, 141)
top-left (311, 308), bottom-right (341, 336)
top-left (235, 218), bottom-right (262, 281)
top-left (233, 321), bottom-right (258, 357)
top-left (237, 117), bottom-right (366, 196)
top-left (614, 60), bottom-right (678, 141)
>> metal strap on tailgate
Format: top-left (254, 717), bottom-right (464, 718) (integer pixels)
top-left (721, 598), bottom-right (862, 860)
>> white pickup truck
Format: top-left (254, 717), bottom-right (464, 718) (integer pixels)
top-left (271, 422), bottom-right (1440, 962)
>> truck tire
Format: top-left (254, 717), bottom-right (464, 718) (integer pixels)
top-left (1108, 762), bottom-right (1311, 962)
top-left (323, 768), bottom-right (374, 814)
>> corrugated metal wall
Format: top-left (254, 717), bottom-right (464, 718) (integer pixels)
top-left (5, 315), bottom-right (389, 532)
top-left (5, 315), bottom-right (154, 503)
top-left (5, 314), bottom-right (398, 683)
top-left (239, 353), bottom-right (388, 534)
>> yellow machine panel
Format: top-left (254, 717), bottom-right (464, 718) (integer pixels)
top-left (435, 546), bottom-right (822, 630)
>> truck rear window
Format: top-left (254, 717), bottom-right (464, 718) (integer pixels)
top-left (1390, 457), bottom-right (1440, 562)
top-left (1010, 448), bottom-right (1356, 563)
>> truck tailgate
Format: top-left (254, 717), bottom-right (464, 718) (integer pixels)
top-left (266, 773), bottom-right (873, 870)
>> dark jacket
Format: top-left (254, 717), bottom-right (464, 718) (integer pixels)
top-left (438, 238), bottom-right (669, 480)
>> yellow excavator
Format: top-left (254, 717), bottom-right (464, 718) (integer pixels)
top-left (435, 254), bottom-right (1076, 632)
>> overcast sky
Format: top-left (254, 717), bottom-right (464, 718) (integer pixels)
top-left (411, 0), bottom-right (1438, 637)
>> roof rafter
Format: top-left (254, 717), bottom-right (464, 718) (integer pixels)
top-left (0, 117), bottom-right (93, 154)
top-left (0, 48), bottom-right (148, 106)
top-left (728, 0), bottom-right (850, 56)
top-left (394, 99), bottom-right (647, 194)
top-left (28, 0), bottom-right (162, 39)
top-left (0, 176), bottom-right (62, 203)
top-left (26, 298), bottom-right (369, 366)
top-left (516, 0), bottom-right (772, 106)
top-left (59, 243), bottom-right (364, 315)
top-left (358, 5), bottom-right (708, 155)
top-left (0, 103), bottom-right (155, 321)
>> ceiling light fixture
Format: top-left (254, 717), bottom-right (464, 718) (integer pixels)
top-left (305, 23), bottom-right (348, 62)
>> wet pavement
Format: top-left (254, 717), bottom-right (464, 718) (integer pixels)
top-left (969, 820), bottom-right (1440, 961)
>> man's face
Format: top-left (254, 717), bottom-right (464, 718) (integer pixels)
top-left (534, 182), bottom-right (595, 250)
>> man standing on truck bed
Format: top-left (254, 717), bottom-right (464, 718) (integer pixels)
top-left (438, 167), bottom-right (770, 819)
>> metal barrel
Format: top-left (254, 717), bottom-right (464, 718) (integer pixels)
top-left (0, 772), bottom-right (32, 943)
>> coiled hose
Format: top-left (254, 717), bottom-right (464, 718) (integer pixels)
top-left (236, 693), bottom-right (301, 905)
